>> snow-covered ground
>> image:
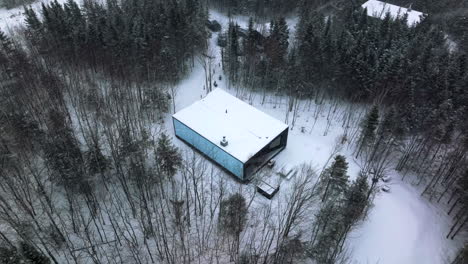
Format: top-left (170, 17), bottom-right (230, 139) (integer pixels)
top-left (0, 2), bottom-right (461, 263)
top-left (349, 171), bottom-right (460, 264)
top-left (170, 10), bottom-right (461, 264)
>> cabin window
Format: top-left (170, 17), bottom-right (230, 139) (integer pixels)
top-left (269, 136), bottom-right (281, 150)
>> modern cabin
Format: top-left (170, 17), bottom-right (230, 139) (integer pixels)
top-left (172, 89), bottom-right (288, 182)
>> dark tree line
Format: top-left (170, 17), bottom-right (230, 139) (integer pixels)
top-left (23, 0), bottom-right (208, 83)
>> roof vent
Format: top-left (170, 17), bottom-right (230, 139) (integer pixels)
top-left (220, 136), bottom-right (228, 147)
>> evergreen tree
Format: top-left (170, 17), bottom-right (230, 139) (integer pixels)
top-left (266, 17), bottom-right (289, 68)
top-left (0, 246), bottom-right (21, 264)
top-left (356, 105), bottom-right (379, 157)
top-left (24, 0), bottom-right (208, 83)
top-left (310, 201), bottom-right (343, 264)
top-left (244, 17), bottom-right (256, 58)
top-left (219, 193), bottom-right (247, 236)
top-left (43, 110), bottom-right (88, 194)
top-left (226, 22), bottom-right (240, 82)
top-left (20, 242), bottom-right (50, 264)
top-left (85, 142), bottom-right (109, 175)
top-left (321, 155), bottom-right (349, 202)
top-left (342, 173), bottom-right (369, 225)
top-left (155, 132), bottom-right (182, 178)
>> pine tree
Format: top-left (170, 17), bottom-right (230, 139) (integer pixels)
top-left (155, 132), bottom-right (182, 178)
top-left (0, 30), bottom-right (14, 56)
top-left (24, 0), bottom-right (208, 83)
top-left (20, 242), bottom-right (51, 264)
top-left (342, 173), bottom-right (369, 225)
top-left (356, 105), bottom-right (379, 157)
top-left (297, 20), bottom-right (321, 83)
top-left (85, 142), bottom-right (109, 175)
top-left (244, 17), bottom-right (256, 57)
top-left (24, 6), bottom-right (42, 31)
top-left (321, 155), bottom-right (349, 202)
top-left (226, 22), bottom-right (240, 82)
top-left (0, 246), bottom-right (21, 264)
top-left (310, 201), bottom-right (343, 264)
top-left (44, 110), bottom-right (88, 194)
top-left (219, 193), bottom-right (247, 236)
top-left (266, 17), bottom-right (289, 68)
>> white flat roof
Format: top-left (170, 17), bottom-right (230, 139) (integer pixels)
top-left (173, 89), bottom-right (288, 163)
top-left (362, 0), bottom-right (424, 26)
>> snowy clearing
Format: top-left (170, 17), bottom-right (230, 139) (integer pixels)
top-left (349, 171), bottom-right (459, 264)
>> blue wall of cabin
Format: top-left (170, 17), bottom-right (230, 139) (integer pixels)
top-left (173, 118), bottom-right (244, 179)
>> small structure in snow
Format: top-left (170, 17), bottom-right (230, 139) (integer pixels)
top-left (173, 89), bottom-right (288, 182)
top-left (206, 20), bottom-right (222, 32)
top-left (256, 180), bottom-right (280, 199)
top-left (267, 159), bottom-right (276, 168)
top-left (381, 175), bottom-right (391, 182)
top-left (220, 136), bottom-right (228, 147)
top-left (277, 165), bottom-right (297, 180)
top-left (381, 185), bottom-right (391, 192)
top-left (361, 0), bottom-right (425, 27)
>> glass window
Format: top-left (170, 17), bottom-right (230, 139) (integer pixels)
top-left (269, 136), bottom-right (281, 150)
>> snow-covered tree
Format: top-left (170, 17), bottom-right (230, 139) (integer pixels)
top-left (155, 132), bottom-right (182, 179)
top-left (321, 155), bottom-right (349, 202)
top-left (356, 105), bottom-right (379, 158)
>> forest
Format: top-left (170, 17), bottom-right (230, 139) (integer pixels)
top-left (0, 0), bottom-right (468, 263)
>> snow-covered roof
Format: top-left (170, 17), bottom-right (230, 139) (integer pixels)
top-left (361, 0), bottom-right (425, 26)
top-left (173, 89), bottom-right (288, 163)
top-left (257, 180), bottom-right (279, 196)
